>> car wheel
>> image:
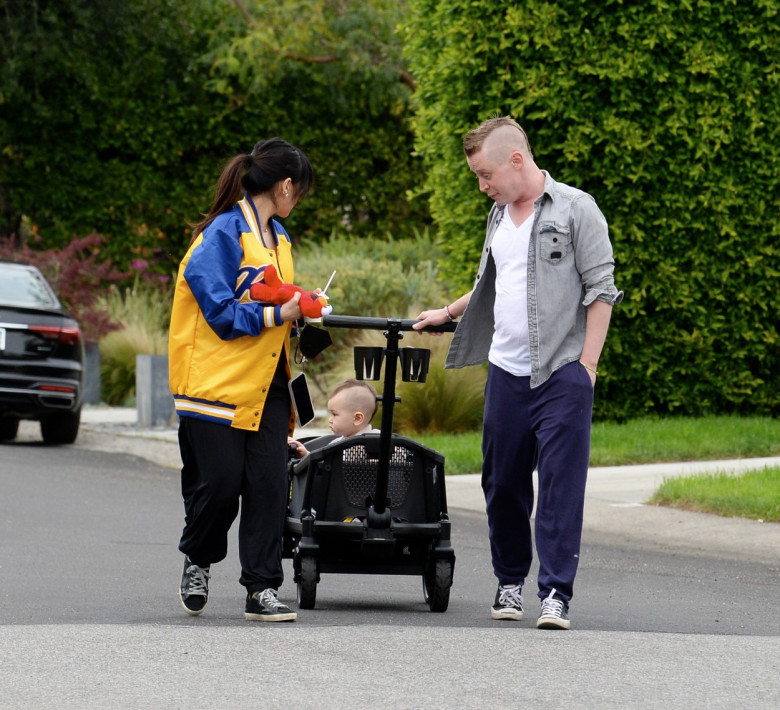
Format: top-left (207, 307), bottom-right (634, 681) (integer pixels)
top-left (0, 418), bottom-right (20, 442)
top-left (40, 408), bottom-right (81, 445)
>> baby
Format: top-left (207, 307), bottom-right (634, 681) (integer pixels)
top-left (289, 379), bottom-right (378, 458)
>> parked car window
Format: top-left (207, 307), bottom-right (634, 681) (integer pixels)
top-left (0, 267), bottom-right (60, 309)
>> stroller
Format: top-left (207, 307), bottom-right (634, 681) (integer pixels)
top-left (284, 315), bottom-right (457, 612)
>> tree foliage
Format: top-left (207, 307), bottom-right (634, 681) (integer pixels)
top-left (202, 0), bottom-right (427, 244)
top-left (402, 0), bottom-right (780, 418)
top-left (0, 0), bottom-right (428, 273)
top-left (0, 0), bottom-right (222, 268)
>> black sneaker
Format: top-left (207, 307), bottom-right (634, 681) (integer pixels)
top-left (490, 583), bottom-right (524, 620)
top-left (245, 589), bottom-right (297, 622)
top-left (178, 556), bottom-right (210, 616)
top-left (537, 588), bottom-right (571, 630)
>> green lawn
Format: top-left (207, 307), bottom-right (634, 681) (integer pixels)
top-left (415, 415), bottom-right (780, 473)
top-left (649, 466), bottom-right (780, 522)
top-left (413, 415), bottom-right (780, 522)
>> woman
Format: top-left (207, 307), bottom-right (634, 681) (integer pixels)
top-left (169, 137), bottom-right (314, 622)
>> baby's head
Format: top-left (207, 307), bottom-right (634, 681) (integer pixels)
top-left (327, 379), bottom-right (378, 438)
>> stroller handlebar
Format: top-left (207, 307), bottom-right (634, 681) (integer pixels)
top-left (322, 314), bottom-right (457, 333)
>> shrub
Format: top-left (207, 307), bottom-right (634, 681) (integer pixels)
top-left (98, 276), bottom-right (173, 336)
top-left (291, 229), bottom-right (453, 401)
top-left (393, 337), bottom-right (486, 434)
top-left (293, 228), bottom-right (450, 318)
top-left (402, 0), bottom-right (780, 418)
top-left (97, 279), bottom-right (171, 405)
top-left (0, 232), bottom-right (129, 341)
top-left (1, 1), bottom-right (430, 275)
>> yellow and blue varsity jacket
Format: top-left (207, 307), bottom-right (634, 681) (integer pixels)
top-left (168, 195), bottom-right (296, 433)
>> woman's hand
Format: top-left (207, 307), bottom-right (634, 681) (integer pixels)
top-left (279, 292), bottom-right (302, 322)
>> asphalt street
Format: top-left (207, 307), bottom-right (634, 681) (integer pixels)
top-left (1, 407), bottom-right (778, 709)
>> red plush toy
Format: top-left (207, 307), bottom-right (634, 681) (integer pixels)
top-left (249, 264), bottom-right (332, 319)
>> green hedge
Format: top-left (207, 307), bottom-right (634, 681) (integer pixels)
top-left (403, 0), bottom-right (779, 418)
top-left (0, 0), bottom-right (429, 273)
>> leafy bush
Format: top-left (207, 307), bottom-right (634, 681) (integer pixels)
top-left (97, 279), bottom-right (171, 405)
top-left (402, 0), bottom-right (780, 418)
top-left (99, 327), bottom-right (145, 406)
top-left (292, 229), bottom-right (453, 402)
top-left (0, 232), bottom-right (128, 340)
top-left (394, 336), bottom-right (486, 434)
top-left (1, 0), bottom-right (430, 275)
top-left (294, 228), bottom-right (450, 318)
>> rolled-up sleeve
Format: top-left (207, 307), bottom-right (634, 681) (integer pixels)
top-left (573, 196), bottom-right (624, 307)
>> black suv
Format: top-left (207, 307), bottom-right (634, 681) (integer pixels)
top-left (0, 261), bottom-right (85, 444)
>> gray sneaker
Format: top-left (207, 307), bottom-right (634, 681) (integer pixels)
top-left (178, 556), bottom-right (211, 616)
top-left (537, 588), bottom-right (570, 630)
top-left (490, 583), bottom-right (524, 620)
top-left (245, 589), bottom-right (297, 622)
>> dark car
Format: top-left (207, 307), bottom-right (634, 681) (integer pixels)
top-left (0, 261), bottom-right (85, 444)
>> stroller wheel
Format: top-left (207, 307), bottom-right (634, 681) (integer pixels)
top-left (297, 555), bottom-right (318, 609)
top-left (422, 558), bottom-right (453, 613)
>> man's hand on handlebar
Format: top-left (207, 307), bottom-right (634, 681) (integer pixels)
top-left (412, 308), bottom-right (450, 334)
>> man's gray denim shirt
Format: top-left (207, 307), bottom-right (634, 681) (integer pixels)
top-left (446, 172), bottom-right (624, 387)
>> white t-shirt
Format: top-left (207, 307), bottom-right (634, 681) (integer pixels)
top-left (488, 211), bottom-right (533, 376)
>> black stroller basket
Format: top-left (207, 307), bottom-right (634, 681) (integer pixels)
top-left (285, 315), bottom-right (457, 612)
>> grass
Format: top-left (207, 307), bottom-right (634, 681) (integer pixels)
top-left (649, 466), bottom-right (780, 522)
top-left (412, 416), bottom-right (780, 522)
top-left (414, 415), bottom-right (780, 474)
top-left (97, 279), bottom-right (171, 405)
top-left (588, 415), bottom-right (780, 466)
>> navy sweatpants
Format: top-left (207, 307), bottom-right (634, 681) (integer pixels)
top-left (482, 360), bottom-right (594, 603)
top-left (177, 363), bottom-right (291, 595)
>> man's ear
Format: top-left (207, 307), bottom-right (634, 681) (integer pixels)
top-left (510, 151), bottom-right (525, 170)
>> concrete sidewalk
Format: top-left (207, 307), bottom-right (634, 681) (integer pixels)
top-left (75, 404), bottom-right (780, 565)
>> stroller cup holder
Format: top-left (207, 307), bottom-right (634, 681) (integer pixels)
top-left (399, 347), bottom-right (431, 383)
top-left (354, 345), bottom-right (431, 383)
top-left (353, 346), bottom-right (384, 381)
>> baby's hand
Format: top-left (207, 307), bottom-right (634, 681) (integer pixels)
top-left (287, 437), bottom-right (309, 458)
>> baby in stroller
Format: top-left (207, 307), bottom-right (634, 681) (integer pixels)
top-left (288, 378), bottom-right (379, 458)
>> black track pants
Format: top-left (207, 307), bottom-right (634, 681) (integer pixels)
top-left (177, 374), bottom-right (290, 593)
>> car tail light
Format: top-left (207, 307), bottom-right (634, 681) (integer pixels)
top-left (27, 324), bottom-right (82, 345)
top-left (39, 384), bottom-right (77, 393)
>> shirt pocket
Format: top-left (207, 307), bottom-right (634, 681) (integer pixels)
top-left (538, 223), bottom-right (572, 263)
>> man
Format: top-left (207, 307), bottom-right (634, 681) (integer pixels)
top-left (414, 116), bottom-right (622, 629)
